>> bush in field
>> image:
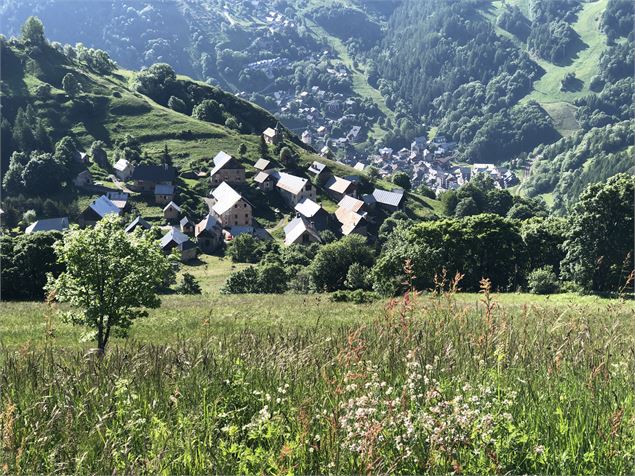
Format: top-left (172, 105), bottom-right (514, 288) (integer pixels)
top-left (176, 273), bottom-right (202, 295)
top-left (527, 266), bottom-right (560, 294)
top-left (310, 235), bottom-right (374, 292)
top-left (227, 234), bottom-right (262, 263)
top-left (46, 215), bottom-right (173, 352)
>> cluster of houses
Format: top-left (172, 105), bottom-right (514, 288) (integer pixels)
top-left (345, 135), bottom-right (519, 193)
top-left (17, 135), bottom-right (407, 263)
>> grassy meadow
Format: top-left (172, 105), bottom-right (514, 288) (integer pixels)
top-left (1, 256), bottom-right (634, 474)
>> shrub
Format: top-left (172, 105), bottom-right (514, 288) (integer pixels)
top-left (227, 234), bottom-right (262, 263)
top-left (176, 273), bottom-right (202, 295)
top-left (329, 289), bottom-right (380, 304)
top-left (528, 266), bottom-right (560, 294)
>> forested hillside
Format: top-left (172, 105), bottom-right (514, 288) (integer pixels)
top-left (1, 0), bottom-right (632, 214)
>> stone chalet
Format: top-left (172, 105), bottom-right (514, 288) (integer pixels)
top-left (276, 172), bottom-right (316, 207)
top-left (78, 195), bottom-right (121, 227)
top-left (210, 151), bottom-right (246, 186)
top-left (210, 182), bottom-right (253, 227)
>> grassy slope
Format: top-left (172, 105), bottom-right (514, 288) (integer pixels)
top-left (2, 253), bottom-right (631, 349)
top-left (6, 43), bottom-right (439, 224)
top-left (486, 0), bottom-right (609, 137)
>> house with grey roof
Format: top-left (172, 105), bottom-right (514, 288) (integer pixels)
top-left (154, 183), bottom-right (175, 205)
top-left (284, 216), bottom-right (321, 246)
top-left (195, 214), bottom-right (222, 252)
top-left (254, 158), bottom-right (275, 171)
top-left (78, 195), bottom-right (121, 227)
top-left (254, 169), bottom-right (278, 192)
top-left (114, 159), bottom-right (134, 180)
top-left (129, 164), bottom-right (176, 193)
top-left (162, 201), bottom-right (181, 222)
top-left (210, 182), bottom-right (253, 227)
top-left (276, 172), bottom-right (316, 207)
top-left (324, 176), bottom-right (356, 202)
top-left (125, 216), bottom-right (151, 233)
top-left (294, 198), bottom-right (330, 232)
top-left (25, 217), bottom-right (69, 234)
top-left (160, 228), bottom-right (197, 262)
top-left (180, 216), bottom-right (195, 235)
top-left (372, 188), bottom-right (405, 212)
top-left (210, 151), bottom-right (246, 186)
top-left (307, 161), bottom-right (332, 184)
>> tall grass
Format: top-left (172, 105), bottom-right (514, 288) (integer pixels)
top-left (1, 279), bottom-right (634, 474)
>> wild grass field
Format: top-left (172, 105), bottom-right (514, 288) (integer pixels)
top-left (1, 257), bottom-right (634, 474)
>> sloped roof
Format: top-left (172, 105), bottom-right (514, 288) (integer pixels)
top-left (131, 164), bottom-right (176, 182)
top-left (325, 176), bottom-right (353, 195)
top-left (90, 196), bottom-right (121, 218)
top-left (294, 198), bottom-right (323, 218)
top-left (337, 195), bottom-right (365, 213)
top-left (163, 201), bottom-right (182, 212)
top-left (211, 182), bottom-right (246, 215)
top-left (114, 159), bottom-right (132, 171)
top-left (125, 216), bottom-right (151, 233)
top-left (155, 183), bottom-right (175, 195)
top-left (354, 162), bottom-right (366, 171)
top-left (160, 227), bottom-right (191, 249)
top-left (180, 216), bottom-right (194, 227)
top-left (195, 214), bottom-right (221, 237)
top-left (284, 216), bottom-right (321, 246)
top-left (254, 158), bottom-right (272, 170)
top-left (210, 151), bottom-right (244, 178)
top-left (372, 188), bottom-right (405, 208)
top-left (335, 208), bottom-right (366, 236)
top-left (254, 170), bottom-right (276, 184)
top-left (276, 172), bottom-right (309, 195)
top-left (25, 217), bottom-right (69, 234)
top-left (308, 161), bottom-right (328, 175)
top-left (263, 127), bottom-right (277, 138)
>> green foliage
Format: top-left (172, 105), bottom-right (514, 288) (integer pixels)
top-left (344, 263), bottom-right (372, 291)
top-left (310, 235), bottom-right (374, 292)
top-left (227, 234), bottom-right (262, 263)
top-left (46, 215), bottom-right (173, 352)
top-left (132, 63), bottom-right (177, 104)
top-left (528, 266), bottom-right (560, 294)
top-left (62, 72), bottom-right (81, 97)
top-left (329, 289), bottom-right (380, 303)
top-left (20, 16), bottom-right (45, 46)
top-left (192, 99), bottom-right (223, 124)
top-left (372, 214), bottom-right (528, 295)
top-left (176, 273), bottom-right (202, 295)
top-left (167, 95), bottom-right (186, 114)
top-left (0, 231), bottom-right (63, 301)
top-left (391, 172), bottom-right (411, 190)
top-left (561, 174), bottom-right (634, 293)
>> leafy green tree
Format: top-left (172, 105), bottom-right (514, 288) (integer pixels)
top-left (21, 152), bottom-right (63, 194)
top-left (520, 217), bottom-right (567, 275)
top-left (133, 63), bottom-right (177, 104)
top-left (561, 174), bottom-right (634, 293)
top-left (167, 95), bottom-right (186, 113)
top-left (258, 263), bottom-right (288, 293)
top-left (238, 143), bottom-right (247, 158)
top-left (2, 153), bottom-right (26, 194)
top-left (0, 231), bottom-right (63, 301)
top-left (310, 235), bottom-right (374, 291)
top-left (528, 266), bottom-right (560, 294)
top-left (89, 140), bottom-right (108, 167)
top-left (11, 107), bottom-right (36, 152)
top-left (344, 263), bottom-right (372, 290)
top-left (21, 16), bottom-right (45, 46)
top-left (47, 215), bottom-right (173, 353)
top-left (221, 266), bottom-right (260, 294)
top-left (279, 146), bottom-right (294, 167)
top-left (391, 172), bottom-right (411, 190)
top-left (259, 135), bottom-right (270, 159)
top-left (62, 73), bottom-right (81, 97)
top-left (176, 273), bottom-right (202, 295)
top-left (192, 99), bottom-right (223, 124)
top-left (227, 234), bottom-right (261, 263)
top-left (455, 197), bottom-right (479, 217)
